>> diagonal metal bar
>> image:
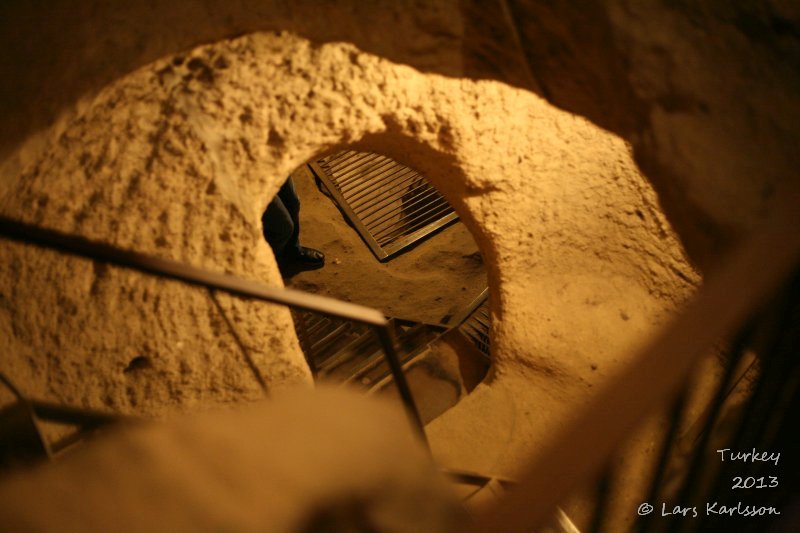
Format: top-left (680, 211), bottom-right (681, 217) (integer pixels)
top-left (0, 215), bottom-right (386, 326)
top-left (0, 215), bottom-right (429, 447)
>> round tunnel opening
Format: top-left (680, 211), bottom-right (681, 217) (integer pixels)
top-left (261, 150), bottom-right (492, 424)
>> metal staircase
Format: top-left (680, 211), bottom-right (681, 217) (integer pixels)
top-left (292, 310), bottom-right (446, 389)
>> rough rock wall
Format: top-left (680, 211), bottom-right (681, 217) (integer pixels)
top-left (505, 0), bottom-right (800, 266)
top-left (1, 32), bottom-right (695, 430)
top-left (0, 0), bottom-right (464, 174)
top-left (0, 36), bottom-right (323, 415)
top-left (2, 2), bottom-right (798, 269)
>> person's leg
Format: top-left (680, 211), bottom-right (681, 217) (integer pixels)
top-left (276, 177), bottom-right (302, 255)
top-left (263, 176), bottom-right (325, 273)
top-left (261, 195), bottom-right (295, 259)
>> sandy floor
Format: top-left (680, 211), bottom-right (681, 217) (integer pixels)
top-left (283, 163), bottom-right (488, 326)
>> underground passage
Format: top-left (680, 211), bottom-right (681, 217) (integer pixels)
top-left (0, 3), bottom-right (799, 532)
top-left (270, 151), bottom-right (491, 424)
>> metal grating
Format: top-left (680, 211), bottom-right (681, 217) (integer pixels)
top-left (292, 310), bottom-right (444, 388)
top-left (308, 151), bottom-right (459, 261)
top-left (458, 288), bottom-right (490, 359)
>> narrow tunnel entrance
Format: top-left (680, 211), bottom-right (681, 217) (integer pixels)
top-left (262, 151), bottom-right (491, 423)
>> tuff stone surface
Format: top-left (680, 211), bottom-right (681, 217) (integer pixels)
top-left (0, 4), bottom-right (795, 529)
top-left (1, 33), bottom-right (695, 456)
top-left (2, 2), bottom-right (798, 267)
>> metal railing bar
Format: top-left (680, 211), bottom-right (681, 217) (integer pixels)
top-left (667, 324), bottom-right (755, 528)
top-left (637, 386), bottom-right (689, 533)
top-left (0, 215), bottom-right (428, 449)
top-left (374, 325), bottom-right (428, 446)
top-left (0, 215), bottom-right (386, 327)
top-left (588, 466), bottom-right (613, 533)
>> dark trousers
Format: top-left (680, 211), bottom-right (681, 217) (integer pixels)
top-left (262, 177), bottom-right (301, 259)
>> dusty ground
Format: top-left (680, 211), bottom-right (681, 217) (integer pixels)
top-left (284, 163), bottom-right (487, 325)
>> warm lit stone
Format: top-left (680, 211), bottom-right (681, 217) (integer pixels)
top-left (0, 33), bottom-right (695, 453)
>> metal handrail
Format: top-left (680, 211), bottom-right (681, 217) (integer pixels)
top-left (0, 215), bottom-right (427, 446)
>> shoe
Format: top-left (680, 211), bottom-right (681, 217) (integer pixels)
top-left (284, 246), bottom-right (325, 270)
